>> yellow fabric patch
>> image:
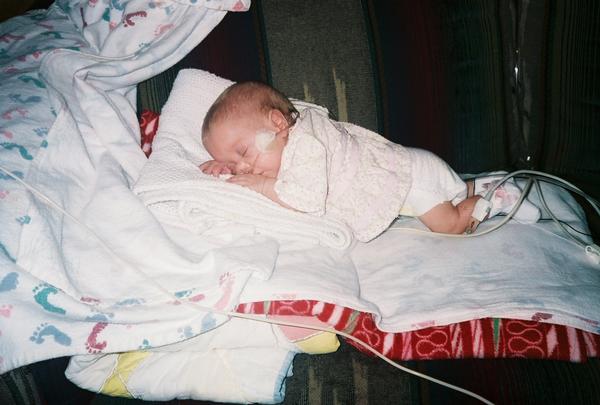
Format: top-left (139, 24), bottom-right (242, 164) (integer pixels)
top-left (295, 331), bottom-right (340, 354)
top-left (101, 351), bottom-right (152, 397)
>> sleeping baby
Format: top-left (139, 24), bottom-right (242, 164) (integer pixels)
top-left (199, 81), bottom-right (540, 242)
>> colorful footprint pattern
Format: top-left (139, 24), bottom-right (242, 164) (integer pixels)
top-left (0, 0), bottom-right (251, 368)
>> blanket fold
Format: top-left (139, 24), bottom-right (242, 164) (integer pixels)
top-left (134, 135), bottom-right (353, 249)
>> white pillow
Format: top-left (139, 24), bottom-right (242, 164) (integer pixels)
top-left (160, 69), bottom-right (234, 140)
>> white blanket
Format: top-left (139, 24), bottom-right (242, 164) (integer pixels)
top-left (0, 2), bottom-right (300, 403)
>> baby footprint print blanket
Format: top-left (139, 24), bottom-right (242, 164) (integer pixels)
top-left (0, 1), bottom-right (298, 404)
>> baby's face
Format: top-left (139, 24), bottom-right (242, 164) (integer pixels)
top-left (203, 112), bottom-right (287, 178)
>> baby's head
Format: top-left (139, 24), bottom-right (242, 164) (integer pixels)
top-left (202, 82), bottom-right (298, 177)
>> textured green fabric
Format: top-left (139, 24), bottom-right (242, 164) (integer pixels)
top-left (137, 68), bottom-right (180, 117)
top-left (542, 1), bottom-right (600, 199)
top-left (281, 342), bottom-right (421, 404)
top-left (366, 0), bottom-right (509, 173)
top-left (0, 367), bottom-right (42, 405)
top-left (435, 1), bottom-right (508, 172)
top-left (259, 0), bottom-right (379, 132)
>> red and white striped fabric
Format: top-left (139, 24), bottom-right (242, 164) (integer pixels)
top-left (236, 300), bottom-right (600, 362)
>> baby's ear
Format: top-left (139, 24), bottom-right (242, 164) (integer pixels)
top-left (269, 109), bottom-right (289, 131)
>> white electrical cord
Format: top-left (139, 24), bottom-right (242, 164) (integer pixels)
top-left (476, 170), bottom-right (600, 264)
top-left (478, 170), bottom-right (599, 216)
top-left (0, 163), bottom-right (495, 405)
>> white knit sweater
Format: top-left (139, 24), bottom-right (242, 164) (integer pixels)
top-left (275, 107), bottom-right (412, 242)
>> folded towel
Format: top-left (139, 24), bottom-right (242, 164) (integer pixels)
top-left (134, 69), bottom-right (353, 249)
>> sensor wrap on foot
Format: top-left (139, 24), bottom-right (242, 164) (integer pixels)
top-left (472, 198), bottom-right (492, 222)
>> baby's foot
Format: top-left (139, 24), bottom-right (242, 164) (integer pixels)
top-left (474, 175), bottom-right (540, 223)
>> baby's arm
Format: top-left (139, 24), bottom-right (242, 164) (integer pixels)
top-left (227, 174), bottom-right (295, 210)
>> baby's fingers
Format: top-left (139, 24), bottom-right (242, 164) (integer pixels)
top-left (227, 174), bottom-right (265, 194)
top-left (200, 161), bottom-right (230, 176)
top-left (227, 175), bottom-right (254, 188)
top-left (226, 175), bottom-right (245, 185)
top-left (214, 165), bottom-right (232, 175)
top-left (199, 161), bottom-right (214, 174)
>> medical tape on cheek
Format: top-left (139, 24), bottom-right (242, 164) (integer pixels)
top-left (255, 130), bottom-right (276, 153)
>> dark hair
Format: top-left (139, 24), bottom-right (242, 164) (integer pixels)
top-left (202, 81), bottom-right (298, 139)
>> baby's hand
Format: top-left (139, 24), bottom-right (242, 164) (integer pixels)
top-left (227, 173), bottom-right (268, 194)
top-left (199, 160), bottom-right (234, 176)
top-left (228, 175), bottom-right (289, 208)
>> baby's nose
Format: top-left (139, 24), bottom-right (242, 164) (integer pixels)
top-left (235, 160), bottom-right (251, 174)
